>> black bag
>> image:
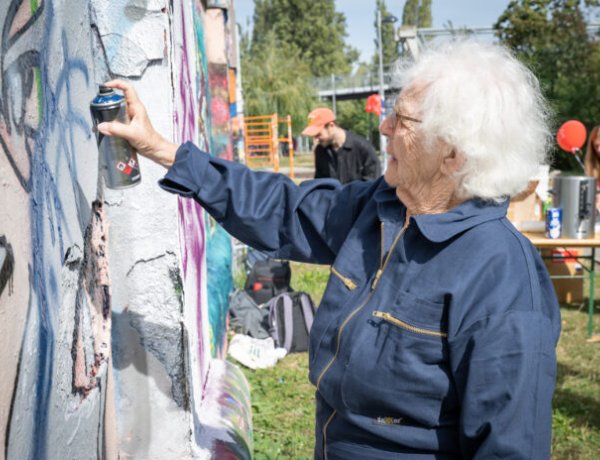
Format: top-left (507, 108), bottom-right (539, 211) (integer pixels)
top-left (244, 259), bottom-right (292, 304)
top-left (245, 247), bottom-right (271, 272)
top-left (228, 289), bottom-right (270, 339)
top-left (267, 292), bottom-right (315, 353)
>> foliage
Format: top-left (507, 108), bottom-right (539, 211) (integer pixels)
top-left (495, 0), bottom-right (600, 171)
top-left (336, 99), bottom-right (381, 149)
top-left (401, 0), bottom-right (432, 27)
top-left (373, 0), bottom-right (399, 68)
top-left (242, 0), bottom-right (362, 135)
top-left (251, 0), bottom-right (358, 77)
top-left (241, 30), bottom-right (317, 135)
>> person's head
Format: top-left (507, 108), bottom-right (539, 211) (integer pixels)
top-left (302, 108), bottom-right (338, 146)
top-left (381, 39), bottom-right (551, 203)
top-left (584, 125), bottom-right (600, 178)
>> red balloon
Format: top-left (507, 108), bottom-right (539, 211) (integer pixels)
top-left (365, 94), bottom-right (382, 116)
top-left (556, 120), bottom-right (587, 153)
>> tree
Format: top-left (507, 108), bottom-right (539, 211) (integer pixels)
top-left (402, 0), bottom-right (432, 27)
top-left (373, 0), bottom-right (399, 68)
top-left (241, 31), bottom-right (317, 135)
top-left (250, 0), bottom-right (358, 77)
top-left (495, 0), bottom-right (600, 170)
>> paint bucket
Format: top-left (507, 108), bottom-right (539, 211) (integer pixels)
top-left (90, 85), bottom-right (141, 189)
top-left (552, 175), bottom-right (596, 239)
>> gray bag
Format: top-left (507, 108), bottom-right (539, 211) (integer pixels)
top-left (228, 289), bottom-right (270, 339)
top-left (267, 292), bottom-right (315, 353)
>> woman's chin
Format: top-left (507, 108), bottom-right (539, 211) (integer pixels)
top-left (383, 170), bottom-right (397, 186)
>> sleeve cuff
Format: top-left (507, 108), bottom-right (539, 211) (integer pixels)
top-left (158, 141), bottom-right (210, 197)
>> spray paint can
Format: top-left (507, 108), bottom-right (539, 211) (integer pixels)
top-left (90, 85), bottom-right (141, 189)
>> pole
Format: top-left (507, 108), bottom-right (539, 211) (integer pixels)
top-left (331, 74), bottom-right (337, 116)
top-left (377, 9), bottom-right (387, 171)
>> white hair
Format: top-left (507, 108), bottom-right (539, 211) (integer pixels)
top-left (395, 39), bottom-right (552, 201)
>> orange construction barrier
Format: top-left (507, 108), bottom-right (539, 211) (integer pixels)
top-left (243, 113), bottom-right (294, 178)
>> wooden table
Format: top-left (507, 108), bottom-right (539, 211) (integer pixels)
top-left (522, 232), bottom-right (600, 337)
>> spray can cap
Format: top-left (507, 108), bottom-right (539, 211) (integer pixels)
top-left (98, 85), bottom-right (114, 96)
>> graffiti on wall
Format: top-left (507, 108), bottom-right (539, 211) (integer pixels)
top-left (0, 0), bottom-right (114, 457)
top-left (174, 2), bottom-right (250, 457)
top-left (175, 0), bottom-right (233, 369)
top-left (0, 236), bottom-right (14, 296)
top-left (1, 0), bottom-right (249, 457)
top-left (208, 63), bottom-right (232, 161)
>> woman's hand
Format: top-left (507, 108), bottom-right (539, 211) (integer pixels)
top-left (96, 80), bottom-right (178, 168)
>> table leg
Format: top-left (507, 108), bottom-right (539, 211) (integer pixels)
top-left (589, 247), bottom-right (595, 338)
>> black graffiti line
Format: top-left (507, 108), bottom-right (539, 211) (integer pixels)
top-left (0, 49), bottom-right (40, 191)
top-left (0, 235), bottom-right (14, 296)
top-left (1, 0), bottom-right (44, 190)
top-left (4, 265), bottom-right (32, 460)
top-left (2, 0), bottom-right (44, 135)
top-left (2, 0), bottom-right (44, 51)
top-left (0, 132), bottom-right (31, 190)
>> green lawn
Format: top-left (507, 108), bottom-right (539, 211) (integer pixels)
top-left (236, 263), bottom-right (600, 459)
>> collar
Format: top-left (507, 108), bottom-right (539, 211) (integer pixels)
top-left (340, 130), bottom-right (354, 150)
top-left (373, 182), bottom-right (509, 242)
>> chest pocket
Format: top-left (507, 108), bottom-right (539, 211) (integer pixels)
top-left (340, 290), bottom-right (455, 428)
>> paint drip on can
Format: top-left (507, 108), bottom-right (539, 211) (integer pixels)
top-left (90, 85), bottom-right (141, 189)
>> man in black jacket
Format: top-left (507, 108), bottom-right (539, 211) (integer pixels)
top-left (302, 107), bottom-right (381, 183)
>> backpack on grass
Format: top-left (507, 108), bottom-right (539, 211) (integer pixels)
top-left (267, 292), bottom-right (316, 353)
top-left (244, 258), bottom-right (292, 304)
top-left (228, 289), bottom-right (270, 339)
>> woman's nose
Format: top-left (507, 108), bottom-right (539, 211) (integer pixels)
top-left (380, 116), bottom-right (392, 136)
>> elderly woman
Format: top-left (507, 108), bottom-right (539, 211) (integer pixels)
top-left (100, 40), bottom-right (560, 459)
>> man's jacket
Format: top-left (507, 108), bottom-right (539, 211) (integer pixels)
top-left (314, 130), bottom-right (380, 183)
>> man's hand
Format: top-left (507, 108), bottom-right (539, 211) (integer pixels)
top-left (96, 80), bottom-right (178, 168)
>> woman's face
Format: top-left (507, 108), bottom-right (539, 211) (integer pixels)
top-left (593, 135), bottom-right (600, 157)
top-left (380, 88), bottom-right (445, 194)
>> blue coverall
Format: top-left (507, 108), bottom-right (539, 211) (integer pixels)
top-left (160, 143), bottom-right (561, 459)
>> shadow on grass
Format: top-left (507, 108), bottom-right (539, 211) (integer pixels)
top-left (559, 300), bottom-right (600, 312)
top-left (555, 361), bottom-right (600, 431)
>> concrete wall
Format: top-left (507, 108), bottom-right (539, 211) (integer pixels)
top-left (0, 1), bottom-right (250, 459)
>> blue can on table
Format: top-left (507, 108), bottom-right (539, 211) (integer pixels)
top-left (545, 207), bottom-right (562, 239)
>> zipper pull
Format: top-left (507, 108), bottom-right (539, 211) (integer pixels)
top-left (331, 266), bottom-right (357, 290)
top-left (371, 268), bottom-right (383, 290)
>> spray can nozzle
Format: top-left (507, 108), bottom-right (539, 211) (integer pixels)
top-left (98, 85), bottom-right (114, 96)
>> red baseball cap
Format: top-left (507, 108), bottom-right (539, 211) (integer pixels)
top-left (301, 107), bottom-right (336, 136)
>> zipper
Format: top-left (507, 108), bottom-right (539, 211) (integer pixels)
top-left (316, 217), bottom-right (410, 389)
top-left (372, 215), bottom-right (410, 290)
top-left (372, 311), bottom-right (448, 338)
top-left (318, 215), bottom-right (411, 453)
top-left (380, 222), bottom-right (385, 268)
top-left (322, 409), bottom-right (336, 460)
top-left (330, 266), bottom-right (357, 290)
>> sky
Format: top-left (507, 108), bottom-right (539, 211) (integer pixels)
top-left (234, 0), bottom-right (512, 62)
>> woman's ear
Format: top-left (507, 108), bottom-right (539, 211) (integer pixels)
top-left (441, 149), bottom-right (465, 175)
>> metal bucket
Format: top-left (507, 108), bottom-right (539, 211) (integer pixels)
top-left (552, 175), bottom-right (596, 239)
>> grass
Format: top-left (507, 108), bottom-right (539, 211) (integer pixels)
top-left (234, 262), bottom-right (327, 459)
top-left (552, 301), bottom-right (600, 459)
top-left (234, 263), bottom-right (600, 459)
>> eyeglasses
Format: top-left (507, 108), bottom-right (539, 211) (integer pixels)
top-left (390, 110), bottom-right (422, 131)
